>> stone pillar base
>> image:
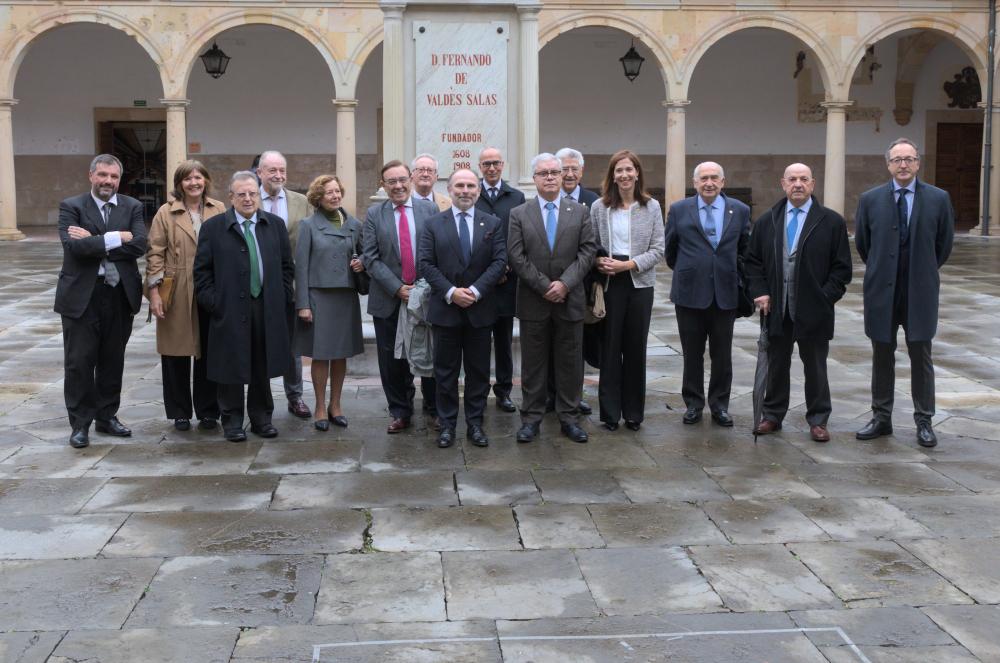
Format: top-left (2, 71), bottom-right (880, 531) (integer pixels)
top-left (0, 228), bottom-right (26, 241)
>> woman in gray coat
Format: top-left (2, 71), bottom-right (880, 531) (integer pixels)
top-left (590, 150), bottom-right (665, 431)
top-left (296, 174), bottom-right (365, 431)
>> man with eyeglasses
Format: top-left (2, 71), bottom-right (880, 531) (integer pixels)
top-left (410, 154), bottom-right (452, 212)
top-left (855, 138), bottom-right (955, 448)
top-left (194, 171), bottom-right (295, 442)
top-left (507, 153), bottom-right (597, 444)
top-left (362, 160), bottom-right (439, 433)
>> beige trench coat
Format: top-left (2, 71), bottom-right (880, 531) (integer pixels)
top-left (145, 196), bottom-right (225, 357)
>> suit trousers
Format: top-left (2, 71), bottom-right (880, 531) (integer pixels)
top-left (520, 316), bottom-right (583, 426)
top-left (373, 306), bottom-right (436, 419)
top-left (433, 321), bottom-right (492, 431)
top-left (763, 312), bottom-right (831, 427)
top-left (675, 302), bottom-right (737, 413)
top-left (491, 315), bottom-right (514, 397)
top-left (871, 329), bottom-right (934, 425)
top-left (600, 274), bottom-right (654, 424)
top-left (217, 295), bottom-right (273, 431)
top-left (283, 320), bottom-right (304, 402)
top-left (160, 303), bottom-right (218, 421)
top-left (61, 277), bottom-right (134, 429)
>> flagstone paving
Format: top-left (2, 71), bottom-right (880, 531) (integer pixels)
top-left (0, 236), bottom-right (998, 660)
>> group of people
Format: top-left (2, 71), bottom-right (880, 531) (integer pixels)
top-left (55, 137), bottom-right (953, 452)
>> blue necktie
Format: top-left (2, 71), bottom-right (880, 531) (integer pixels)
top-left (458, 211), bottom-right (471, 265)
top-left (702, 204), bottom-right (718, 249)
top-left (787, 207), bottom-right (801, 253)
top-left (545, 202), bottom-right (557, 250)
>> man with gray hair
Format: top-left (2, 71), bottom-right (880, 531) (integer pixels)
top-left (507, 152), bottom-right (597, 443)
top-left (410, 153), bottom-right (452, 211)
top-left (194, 171), bottom-right (295, 442)
top-left (855, 138), bottom-right (954, 448)
top-left (56, 154), bottom-right (147, 448)
top-left (256, 150), bottom-right (314, 420)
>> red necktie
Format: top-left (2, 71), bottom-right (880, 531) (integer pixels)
top-left (397, 204), bottom-right (416, 284)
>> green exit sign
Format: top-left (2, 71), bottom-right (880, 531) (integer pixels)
top-left (133, 99), bottom-right (147, 107)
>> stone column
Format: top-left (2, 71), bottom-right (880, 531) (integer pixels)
top-left (334, 98), bottom-right (359, 216)
top-left (974, 102), bottom-right (1000, 236)
top-left (517, 3), bottom-right (541, 185)
top-left (160, 98), bottom-right (190, 183)
top-left (663, 100), bottom-right (690, 206)
top-left (821, 100), bottom-right (853, 216)
top-left (381, 3), bottom-right (406, 162)
top-left (0, 99), bottom-right (24, 240)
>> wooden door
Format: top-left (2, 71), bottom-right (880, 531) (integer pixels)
top-left (935, 122), bottom-right (983, 231)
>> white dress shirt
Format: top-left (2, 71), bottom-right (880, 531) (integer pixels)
top-left (259, 186), bottom-right (288, 225)
top-left (445, 206), bottom-right (481, 304)
top-left (90, 192), bottom-right (123, 275)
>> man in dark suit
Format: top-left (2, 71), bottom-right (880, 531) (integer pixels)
top-left (855, 138), bottom-right (954, 448)
top-left (193, 171), bottom-right (294, 442)
top-left (56, 154), bottom-right (147, 448)
top-left (363, 160), bottom-right (439, 433)
top-left (665, 161), bottom-right (750, 427)
top-left (508, 153), bottom-right (598, 444)
top-left (475, 147), bottom-right (525, 413)
top-left (418, 169), bottom-right (507, 448)
top-left (745, 163), bottom-right (852, 443)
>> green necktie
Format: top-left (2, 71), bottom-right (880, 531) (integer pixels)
top-left (242, 219), bottom-right (262, 298)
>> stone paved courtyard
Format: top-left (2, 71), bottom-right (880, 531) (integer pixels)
top-left (0, 234), bottom-right (999, 662)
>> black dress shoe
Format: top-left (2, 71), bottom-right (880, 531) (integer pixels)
top-left (225, 428), bottom-right (247, 443)
top-left (561, 422), bottom-right (589, 443)
top-left (198, 418), bottom-right (218, 431)
top-left (314, 419), bottom-right (330, 431)
top-left (625, 420), bottom-right (641, 431)
top-left (69, 427), bottom-right (89, 449)
top-left (95, 417), bottom-right (131, 437)
top-left (603, 421), bottom-right (619, 431)
top-left (856, 418), bottom-right (893, 440)
top-left (468, 425), bottom-right (489, 447)
top-left (437, 428), bottom-right (455, 448)
top-left (578, 400), bottom-right (593, 415)
top-left (174, 418), bottom-right (191, 431)
top-left (330, 415), bottom-right (348, 428)
top-left (496, 396), bottom-right (517, 413)
top-left (682, 407), bottom-right (703, 425)
top-left (250, 423), bottom-right (278, 438)
top-left (516, 422), bottom-right (539, 443)
top-left (711, 410), bottom-right (734, 427)
top-left (917, 422), bottom-right (938, 448)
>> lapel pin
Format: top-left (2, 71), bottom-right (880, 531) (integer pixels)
top-left (479, 222), bottom-right (484, 226)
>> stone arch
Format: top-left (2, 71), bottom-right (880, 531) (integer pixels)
top-left (0, 8), bottom-right (166, 98)
top-left (679, 14), bottom-right (838, 99)
top-left (339, 24), bottom-right (384, 100)
top-left (539, 12), bottom-right (677, 99)
top-left (172, 10), bottom-right (345, 98)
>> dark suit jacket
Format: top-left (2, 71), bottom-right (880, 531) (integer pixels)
top-left (55, 192), bottom-right (147, 319)
top-left (566, 187), bottom-right (600, 209)
top-left (362, 197), bottom-right (439, 319)
top-left (476, 179), bottom-right (526, 316)
top-left (193, 208), bottom-right (294, 384)
top-left (417, 208), bottom-right (507, 329)
top-left (745, 196), bottom-right (852, 341)
top-left (855, 179), bottom-right (954, 343)
top-left (665, 193), bottom-right (751, 310)
top-left (507, 197), bottom-right (598, 322)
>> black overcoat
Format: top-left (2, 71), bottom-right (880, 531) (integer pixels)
top-left (744, 196), bottom-right (852, 341)
top-left (475, 179), bottom-right (526, 316)
top-left (193, 208), bottom-right (294, 384)
top-left (854, 179), bottom-right (954, 343)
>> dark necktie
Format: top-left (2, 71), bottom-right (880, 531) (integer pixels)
top-left (489, 187), bottom-right (498, 201)
top-left (458, 212), bottom-right (471, 265)
top-left (101, 203), bottom-right (120, 287)
top-left (397, 205), bottom-right (416, 284)
top-left (242, 219), bottom-right (262, 297)
top-left (897, 189), bottom-right (909, 245)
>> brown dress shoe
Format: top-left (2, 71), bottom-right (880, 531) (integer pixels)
top-left (810, 425), bottom-right (830, 442)
top-left (754, 419), bottom-right (782, 434)
top-left (387, 417), bottom-right (411, 434)
top-left (288, 399), bottom-right (311, 419)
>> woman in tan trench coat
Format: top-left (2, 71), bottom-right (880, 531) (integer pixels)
top-left (146, 160), bottom-right (225, 431)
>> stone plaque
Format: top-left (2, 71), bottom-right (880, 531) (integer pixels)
top-left (414, 21), bottom-right (508, 176)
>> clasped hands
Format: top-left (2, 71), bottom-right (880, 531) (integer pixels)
top-left (596, 256), bottom-right (631, 275)
top-left (544, 280), bottom-right (569, 304)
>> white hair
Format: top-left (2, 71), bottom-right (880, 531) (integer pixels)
top-left (230, 170), bottom-right (258, 191)
top-left (555, 148), bottom-right (584, 167)
top-left (411, 153), bottom-right (439, 171)
top-left (692, 162), bottom-right (725, 180)
top-left (257, 150), bottom-right (287, 168)
top-left (530, 152), bottom-right (562, 173)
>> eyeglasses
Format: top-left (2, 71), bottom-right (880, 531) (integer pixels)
top-left (383, 177), bottom-right (411, 186)
top-left (533, 170), bottom-right (562, 179)
top-left (412, 167), bottom-right (436, 174)
top-left (889, 157), bottom-right (919, 165)
top-left (480, 160), bottom-right (503, 168)
top-left (232, 191), bottom-right (258, 199)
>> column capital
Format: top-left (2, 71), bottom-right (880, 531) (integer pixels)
top-left (160, 98), bottom-right (190, 109)
top-left (516, 2), bottom-right (542, 18)
top-left (380, 2), bottom-right (406, 19)
top-left (0, 98), bottom-right (18, 109)
top-left (820, 100), bottom-right (854, 111)
top-left (662, 99), bottom-right (691, 112)
top-left (333, 98), bottom-right (359, 110)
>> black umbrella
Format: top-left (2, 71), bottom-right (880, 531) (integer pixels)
top-left (751, 313), bottom-right (769, 444)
